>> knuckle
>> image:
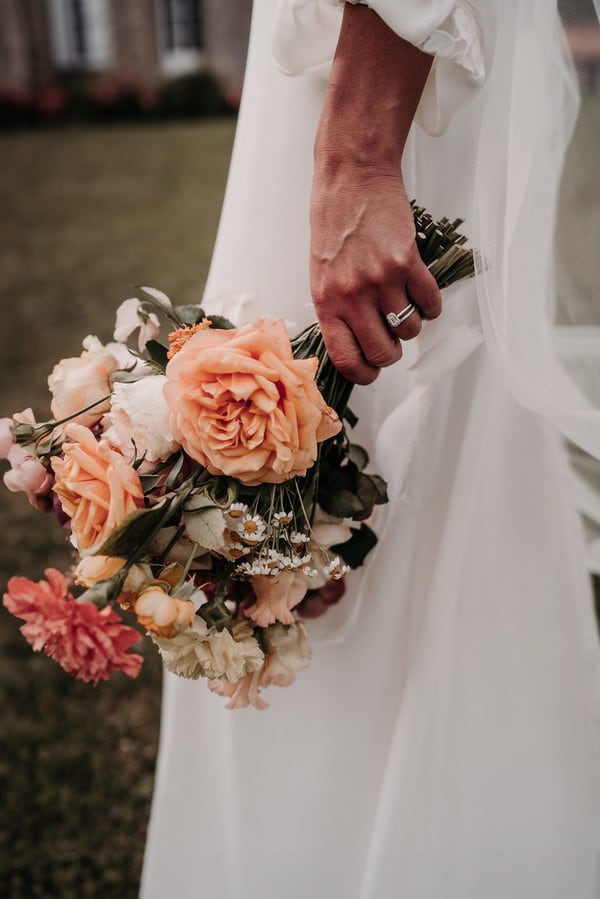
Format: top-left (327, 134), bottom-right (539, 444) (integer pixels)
top-left (365, 345), bottom-right (401, 368)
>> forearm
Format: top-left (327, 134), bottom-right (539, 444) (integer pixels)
top-left (309, 4), bottom-right (440, 385)
top-left (315, 4), bottom-right (433, 171)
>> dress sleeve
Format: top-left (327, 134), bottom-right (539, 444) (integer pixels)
top-left (272, 0), bottom-right (487, 135)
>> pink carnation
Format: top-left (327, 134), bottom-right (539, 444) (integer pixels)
top-left (3, 568), bottom-right (143, 683)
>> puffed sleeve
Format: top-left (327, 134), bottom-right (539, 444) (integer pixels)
top-left (272, 0), bottom-right (487, 135)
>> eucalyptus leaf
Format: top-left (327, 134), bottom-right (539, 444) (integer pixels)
top-left (173, 304), bottom-right (206, 325)
top-left (138, 286), bottom-right (173, 312)
top-left (145, 340), bottom-right (169, 369)
top-left (183, 502), bottom-right (226, 552)
top-left (96, 497), bottom-right (178, 558)
top-left (369, 474), bottom-right (389, 505)
top-left (77, 570), bottom-right (127, 605)
top-left (331, 523), bottom-right (378, 569)
top-left (348, 444), bottom-right (369, 471)
top-left (206, 314), bottom-right (236, 330)
top-left (318, 487), bottom-right (366, 519)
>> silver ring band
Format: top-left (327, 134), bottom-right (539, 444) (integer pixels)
top-left (386, 304), bottom-right (416, 328)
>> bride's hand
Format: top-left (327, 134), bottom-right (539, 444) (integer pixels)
top-left (309, 4), bottom-right (441, 385)
top-left (310, 157), bottom-right (441, 385)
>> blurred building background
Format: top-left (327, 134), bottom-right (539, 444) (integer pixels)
top-left (1, 0), bottom-right (600, 125)
top-left (0, 0), bottom-right (253, 121)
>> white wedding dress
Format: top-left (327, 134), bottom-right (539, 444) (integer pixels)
top-left (141, 2), bottom-right (600, 897)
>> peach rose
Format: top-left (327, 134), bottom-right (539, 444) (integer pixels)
top-left (163, 318), bottom-right (341, 485)
top-left (48, 336), bottom-right (120, 428)
top-left (51, 423), bottom-right (144, 551)
top-left (244, 569), bottom-right (308, 627)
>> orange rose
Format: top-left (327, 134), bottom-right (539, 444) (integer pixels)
top-left (51, 423), bottom-right (145, 551)
top-left (163, 318), bottom-right (341, 485)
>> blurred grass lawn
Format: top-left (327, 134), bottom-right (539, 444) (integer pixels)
top-left (0, 119), bottom-right (235, 899)
top-left (1, 96), bottom-right (599, 899)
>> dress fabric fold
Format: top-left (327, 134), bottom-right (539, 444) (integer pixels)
top-left (141, 1), bottom-right (600, 897)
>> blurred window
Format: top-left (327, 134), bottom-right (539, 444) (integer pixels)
top-left (164, 0), bottom-right (203, 51)
top-left (70, 0), bottom-right (87, 59)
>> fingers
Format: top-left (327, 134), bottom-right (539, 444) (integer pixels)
top-left (405, 259), bottom-right (442, 320)
top-left (319, 313), bottom-right (398, 385)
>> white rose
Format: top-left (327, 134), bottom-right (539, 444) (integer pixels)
top-left (103, 375), bottom-right (181, 462)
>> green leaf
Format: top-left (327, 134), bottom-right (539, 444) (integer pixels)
top-left (319, 488), bottom-right (367, 519)
top-left (331, 523), bottom-right (378, 569)
top-left (145, 340), bottom-right (169, 369)
top-left (138, 286), bottom-right (173, 312)
top-left (369, 474), bottom-right (389, 505)
top-left (77, 571), bottom-right (128, 606)
top-left (206, 314), bottom-right (236, 330)
top-left (183, 497), bottom-right (226, 552)
top-left (348, 443), bottom-right (369, 471)
top-left (343, 406), bottom-right (359, 428)
top-left (173, 304), bottom-right (206, 325)
top-left (95, 497), bottom-right (178, 558)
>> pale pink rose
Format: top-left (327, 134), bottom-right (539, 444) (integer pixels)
top-left (3, 446), bottom-right (53, 509)
top-left (134, 585), bottom-right (196, 638)
top-left (113, 298), bottom-right (160, 352)
top-left (0, 417), bottom-right (14, 457)
top-left (245, 569), bottom-right (308, 627)
top-left (48, 336), bottom-right (120, 428)
top-left (163, 318), bottom-right (341, 485)
top-left (0, 412), bottom-right (54, 508)
top-left (208, 669), bottom-right (269, 710)
top-left (103, 375), bottom-right (181, 462)
top-left (261, 621), bottom-right (312, 687)
top-left (51, 423), bottom-right (144, 551)
top-left (3, 568), bottom-right (142, 683)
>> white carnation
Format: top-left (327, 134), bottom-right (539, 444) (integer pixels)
top-left (154, 618), bottom-right (264, 683)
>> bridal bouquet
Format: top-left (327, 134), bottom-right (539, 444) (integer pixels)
top-left (1, 205), bottom-right (474, 709)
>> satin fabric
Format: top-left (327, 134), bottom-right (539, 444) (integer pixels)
top-left (141, 2), bottom-right (600, 896)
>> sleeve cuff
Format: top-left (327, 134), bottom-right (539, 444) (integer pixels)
top-left (273, 0), bottom-right (487, 135)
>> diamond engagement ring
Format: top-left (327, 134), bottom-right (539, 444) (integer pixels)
top-left (385, 304), bottom-right (416, 328)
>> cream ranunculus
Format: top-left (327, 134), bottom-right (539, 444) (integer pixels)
top-left (134, 585), bottom-right (196, 638)
top-left (153, 618), bottom-right (264, 682)
top-left (48, 336), bottom-right (121, 428)
top-left (103, 375), bottom-right (182, 463)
